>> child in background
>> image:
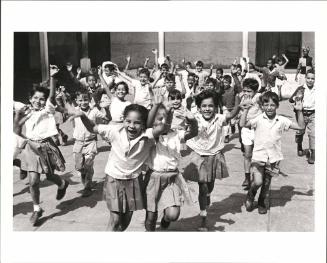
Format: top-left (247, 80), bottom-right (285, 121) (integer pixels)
top-left (239, 78), bottom-right (262, 190)
top-left (153, 73), bottom-right (186, 102)
top-left (289, 70), bottom-right (315, 164)
top-left (274, 54), bottom-right (289, 100)
top-left (118, 68), bottom-right (153, 110)
top-left (221, 75), bottom-right (241, 143)
top-left (168, 89), bottom-right (187, 130)
top-left (70, 102), bottom-right (167, 231)
top-left (20, 65), bottom-right (69, 226)
top-left (295, 46), bottom-right (314, 86)
top-left (193, 61), bottom-right (212, 87)
top-left (183, 90), bottom-right (243, 231)
top-left (109, 82), bottom-right (132, 124)
top-left (72, 89), bottom-right (110, 197)
top-left (144, 93), bottom-right (198, 231)
top-left (240, 91), bottom-right (305, 214)
top-left (215, 68), bottom-right (224, 92)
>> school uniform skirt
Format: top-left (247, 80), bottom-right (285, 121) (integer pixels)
top-left (103, 175), bottom-right (144, 213)
top-left (20, 137), bottom-right (66, 174)
top-left (182, 150), bottom-right (229, 183)
top-left (144, 170), bottom-right (183, 212)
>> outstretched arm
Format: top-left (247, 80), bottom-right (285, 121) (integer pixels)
top-left (49, 65), bottom-right (60, 105)
top-left (144, 57), bottom-right (150, 69)
top-left (282, 54), bottom-right (289, 67)
top-left (289, 100), bottom-right (305, 130)
top-left (124, 55), bottom-right (131, 72)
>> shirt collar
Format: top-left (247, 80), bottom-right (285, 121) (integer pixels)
top-left (303, 83), bottom-right (315, 91)
top-left (263, 112), bottom-right (279, 122)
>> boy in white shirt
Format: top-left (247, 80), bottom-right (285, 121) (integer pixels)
top-left (240, 91), bottom-right (305, 214)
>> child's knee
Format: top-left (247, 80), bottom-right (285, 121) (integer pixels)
top-left (84, 154), bottom-right (95, 168)
top-left (28, 172), bottom-right (40, 186)
top-left (165, 206), bottom-right (180, 221)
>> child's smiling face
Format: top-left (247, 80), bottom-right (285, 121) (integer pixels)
top-left (124, 111), bottom-right (145, 140)
top-left (87, 76), bottom-right (96, 88)
top-left (305, 73), bottom-right (315, 88)
top-left (165, 80), bottom-right (175, 92)
top-left (199, 97), bottom-right (215, 121)
top-left (168, 97), bottom-right (182, 109)
top-left (115, 84), bottom-right (127, 100)
top-left (76, 94), bottom-right (90, 111)
top-left (30, 91), bottom-right (46, 110)
top-left (262, 98), bottom-right (278, 119)
top-left (242, 86), bottom-right (256, 98)
top-left (139, 73), bottom-right (149, 86)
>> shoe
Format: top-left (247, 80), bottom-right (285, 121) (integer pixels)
top-left (81, 187), bottom-right (93, 198)
top-left (30, 208), bottom-right (44, 226)
top-left (160, 217), bottom-right (170, 229)
top-left (245, 197), bottom-right (254, 212)
top-left (308, 149), bottom-right (315, 164)
top-left (297, 143), bottom-right (304, 156)
top-left (198, 216), bottom-right (208, 231)
top-left (258, 205), bottom-right (268, 214)
top-left (224, 136), bottom-right (229, 143)
top-left (56, 180), bottom-right (69, 200)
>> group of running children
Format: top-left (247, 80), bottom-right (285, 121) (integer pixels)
top-left (13, 46), bottom-right (315, 231)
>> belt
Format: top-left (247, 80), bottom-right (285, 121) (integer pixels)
top-left (303, 110), bottom-right (315, 115)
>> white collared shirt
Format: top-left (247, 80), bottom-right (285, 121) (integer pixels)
top-left (186, 113), bottom-right (226, 155)
top-left (302, 84), bottom-right (315, 110)
top-left (110, 97), bottom-right (131, 122)
top-left (73, 107), bottom-right (107, 141)
top-left (97, 125), bottom-right (155, 179)
top-left (250, 113), bottom-right (292, 163)
top-left (24, 100), bottom-right (58, 140)
top-left (148, 130), bottom-right (185, 172)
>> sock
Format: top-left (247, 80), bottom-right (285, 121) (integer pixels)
top-left (33, 204), bottom-right (41, 212)
top-left (199, 210), bottom-right (207, 217)
top-left (59, 179), bottom-right (66, 189)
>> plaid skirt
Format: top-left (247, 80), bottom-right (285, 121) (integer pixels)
top-left (103, 175), bottom-right (144, 213)
top-left (20, 137), bottom-right (66, 174)
top-left (144, 170), bottom-right (183, 212)
top-left (182, 150), bottom-right (229, 183)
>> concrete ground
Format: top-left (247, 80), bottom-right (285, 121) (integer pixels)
top-left (13, 100), bottom-right (314, 232)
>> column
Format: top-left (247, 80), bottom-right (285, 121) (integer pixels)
top-left (39, 32), bottom-right (49, 82)
top-left (242, 31), bottom-right (249, 59)
top-left (80, 32), bottom-right (91, 73)
top-left (158, 31), bottom-right (165, 58)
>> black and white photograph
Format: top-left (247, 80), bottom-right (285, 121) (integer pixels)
top-left (2, 1), bottom-right (326, 263)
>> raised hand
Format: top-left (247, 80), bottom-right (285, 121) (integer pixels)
top-left (66, 62), bottom-right (73, 72)
top-left (152, 88), bottom-right (164, 105)
top-left (97, 65), bottom-right (103, 76)
top-left (77, 67), bottom-right (82, 75)
top-left (210, 64), bottom-right (214, 70)
top-left (126, 55), bottom-right (131, 62)
top-left (50, 65), bottom-right (59, 77)
top-left (145, 57), bottom-right (150, 62)
top-left (293, 99), bottom-right (303, 111)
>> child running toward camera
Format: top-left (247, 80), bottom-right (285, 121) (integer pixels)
top-left (240, 91), bottom-right (305, 214)
top-left (19, 65), bottom-right (69, 226)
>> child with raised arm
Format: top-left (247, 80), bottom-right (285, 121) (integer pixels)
top-left (116, 67), bottom-right (153, 110)
top-left (72, 89), bottom-right (110, 197)
top-left (70, 101), bottom-right (166, 231)
top-left (240, 91), bottom-right (305, 214)
top-left (144, 91), bottom-right (198, 231)
top-left (289, 69), bottom-right (315, 164)
top-left (19, 65), bottom-right (69, 226)
top-left (183, 90), bottom-right (243, 231)
top-left (295, 46), bottom-right (314, 86)
top-left (193, 61), bottom-right (211, 87)
top-left (274, 54), bottom-right (289, 100)
top-left (238, 78), bottom-right (262, 190)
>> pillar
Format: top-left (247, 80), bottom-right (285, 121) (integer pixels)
top-left (158, 32), bottom-right (165, 58)
top-left (242, 31), bottom-right (249, 59)
top-left (39, 32), bottom-right (49, 82)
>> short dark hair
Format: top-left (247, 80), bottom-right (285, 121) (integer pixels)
top-left (165, 73), bottom-right (176, 83)
top-left (205, 77), bottom-right (217, 86)
top-left (86, 74), bottom-right (96, 82)
top-left (138, 68), bottom-right (150, 78)
top-left (306, 69), bottom-right (315, 76)
top-left (223, 75), bottom-right (232, 84)
top-left (236, 64), bottom-right (242, 70)
top-left (216, 68), bottom-right (224, 74)
top-left (188, 72), bottom-right (196, 78)
top-left (186, 62), bottom-right (192, 67)
top-left (242, 78), bottom-right (259, 92)
top-left (114, 81), bottom-right (129, 94)
top-left (196, 61), bottom-right (204, 67)
top-left (160, 63), bottom-right (169, 70)
top-left (195, 90), bottom-right (219, 108)
top-left (104, 64), bottom-right (116, 71)
top-left (168, 89), bottom-right (182, 100)
top-left (75, 88), bottom-right (91, 99)
top-left (260, 91), bottom-right (279, 107)
top-left (29, 85), bottom-right (50, 99)
top-left (123, 104), bottom-right (148, 126)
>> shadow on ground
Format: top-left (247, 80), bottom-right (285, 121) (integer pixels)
top-left (159, 192), bottom-right (246, 232)
top-left (34, 180), bottom-right (105, 227)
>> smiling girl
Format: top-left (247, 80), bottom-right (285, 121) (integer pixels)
top-left (71, 102), bottom-right (166, 231)
top-left (183, 90), bottom-right (242, 231)
top-left (20, 65), bottom-right (69, 226)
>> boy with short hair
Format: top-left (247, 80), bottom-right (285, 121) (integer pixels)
top-left (289, 70), bottom-right (315, 164)
top-left (240, 91), bottom-right (305, 214)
